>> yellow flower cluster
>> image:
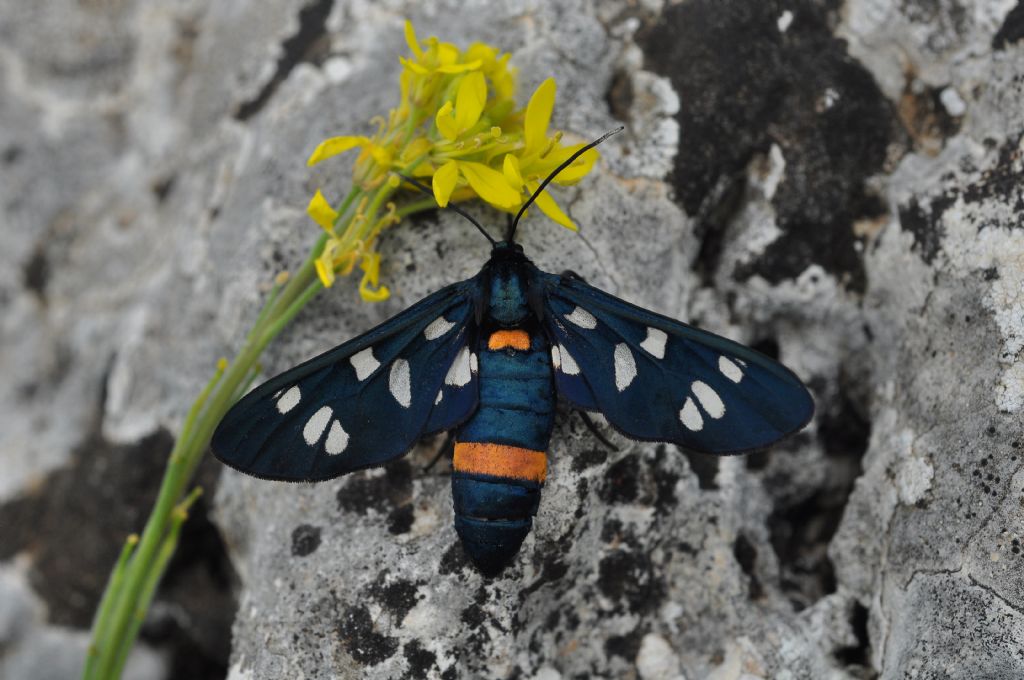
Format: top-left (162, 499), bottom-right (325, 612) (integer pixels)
top-left (305, 21), bottom-right (599, 300)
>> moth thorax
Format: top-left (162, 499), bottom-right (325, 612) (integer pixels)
top-left (487, 269), bottom-right (530, 325)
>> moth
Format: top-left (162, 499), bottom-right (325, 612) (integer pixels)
top-left (212, 131), bottom-right (814, 575)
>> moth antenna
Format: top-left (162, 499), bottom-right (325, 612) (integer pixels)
top-left (508, 126), bottom-right (624, 242)
top-left (397, 174), bottom-right (497, 246)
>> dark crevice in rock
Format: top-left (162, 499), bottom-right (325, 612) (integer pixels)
top-left (767, 494), bottom-right (839, 610)
top-left (768, 385), bottom-right (869, 611)
top-left (733, 533), bottom-right (765, 600)
top-left (751, 337), bottom-right (780, 360)
top-left (600, 455), bottom-right (640, 504)
top-left (0, 420), bottom-right (236, 679)
top-left (834, 601), bottom-right (872, 669)
top-left (680, 450), bottom-right (719, 490)
top-left (605, 628), bottom-right (644, 660)
top-left (23, 244), bottom-right (50, 299)
top-left (387, 503), bottom-right (415, 534)
top-left (0, 427), bottom-right (176, 624)
top-left (234, 0), bottom-right (334, 121)
top-left (692, 174), bottom-right (747, 285)
top-left (637, 0), bottom-right (905, 293)
top-left (142, 494), bottom-right (238, 680)
top-left (993, 2), bottom-right (1024, 49)
top-left (605, 68), bottom-right (634, 123)
top-left (336, 459), bottom-right (413, 515)
top-left (819, 388), bottom-right (872, 461)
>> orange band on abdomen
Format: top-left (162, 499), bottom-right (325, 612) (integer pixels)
top-left (453, 442), bottom-right (547, 483)
top-left (488, 329), bottom-right (530, 351)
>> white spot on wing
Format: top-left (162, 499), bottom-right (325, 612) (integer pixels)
top-left (719, 356), bottom-right (743, 383)
top-left (679, 398), bottom-right (703, 431)
top-left (350, 348), bottom-right (379, 380)
top-left (640, 327), bottom-right (667, 359)
top-left (389, 359), bottom-right (411, 407)
top-left (445, 346), bottom-right (472, 386)
top-left (558, 344), bottom-right (580, 376)
top-left (614, 343), bottom-right (637, 391)
top-left (423, 316), bottom-right (455, 340)
top-left (564, 306), bottom-right (597, 329)
top-left (324, 420), bottom-right (348, 455)
top-left (470, 352), bottom-right (478, 373)
top-left (692, 380), bottom-right (725, 419)
top-left (435, 390), bottom-right (443, 405)
top-left (303, 406), bottom-right (333, 445)
top-left (551, 345), bottom-right (561, 370)
top-left (276, 386), bottom-right (301, 414)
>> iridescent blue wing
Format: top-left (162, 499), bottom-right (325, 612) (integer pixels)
top-left (538, 273), bottom-right (814, 454)
top-left (212, 278), bottom-right (482, 482)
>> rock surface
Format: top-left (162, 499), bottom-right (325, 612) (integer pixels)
top-left (2, 0), bottom-right (1023, 678)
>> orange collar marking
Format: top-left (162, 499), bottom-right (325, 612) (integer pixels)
top-left (488, 329), bottom-right (530, 351)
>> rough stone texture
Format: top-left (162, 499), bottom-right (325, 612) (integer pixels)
top-left (2, 0), bottom-right (1023, 678)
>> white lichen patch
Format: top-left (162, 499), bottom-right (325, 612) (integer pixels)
top-left (897, 455), bottom-right (934, 505)
top-left (937, 192), bottom-right (1024, 413)
top-left (636, 633), bottom-right (683, 680)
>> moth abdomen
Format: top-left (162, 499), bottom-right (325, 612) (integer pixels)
top-left (450, 329), bottom-right (555, 574)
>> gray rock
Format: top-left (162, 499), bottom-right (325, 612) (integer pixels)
top-left (2, 0), bottom-right (1023, 678)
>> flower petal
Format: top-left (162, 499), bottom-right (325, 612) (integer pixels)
top-left (314, 240), bottom-right (338, 287)
top-left (502, 154), bottom-right (524, 190)
top-left (539, 144), bottom-right (599, 184)
top-left (359, 281), bottom-right (390, 302)
top-left (399, 55), bottom-right (429, 75)
top-left (315, 258), bottom-right (336, 287)
top-left (460, 161), bottom-right (520, 209)
top-left (359, 253), bottom-right (390, 302)
top-left (525, 78), bottom-right (556, 154)
top-left (307, 190), bottom-right (339, 232)
top-left (403, 20), bottom-right (424, 59)
top-left (528, 181), bottom-right (577, 231)
top-left (435, 100), bottom-right (458, 141)
top-left (436, 59), bottom-right (482, 74)
top-left (307, 136), bottom-right (369, 166)
top-left (432, 160), bottom-right (459, 207)
top-left (455, 71), bottom-right (487, 132)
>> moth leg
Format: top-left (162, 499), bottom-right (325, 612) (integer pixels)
top-left (423, 431), bottom-right (456, 473)
top-left (576, 410), bottom-right (617, 451)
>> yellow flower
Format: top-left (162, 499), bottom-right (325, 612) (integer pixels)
top-left (435, 71), bottom-right (487, 141)
top-left (358, 251), bottom-right (390, 302)
top-left (306, 190), bottom-right (338, 232)
top-left (305, 21), bottom-right (600, 298)
top-left (307, 136), bottom-right (369, 167)
top-left (401, 21), bottom-right (482, 76)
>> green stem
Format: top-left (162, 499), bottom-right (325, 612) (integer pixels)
top-left (109, 490), bottom-right (200, 679)
top-left (82, 534), bottom-right (138, 678)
